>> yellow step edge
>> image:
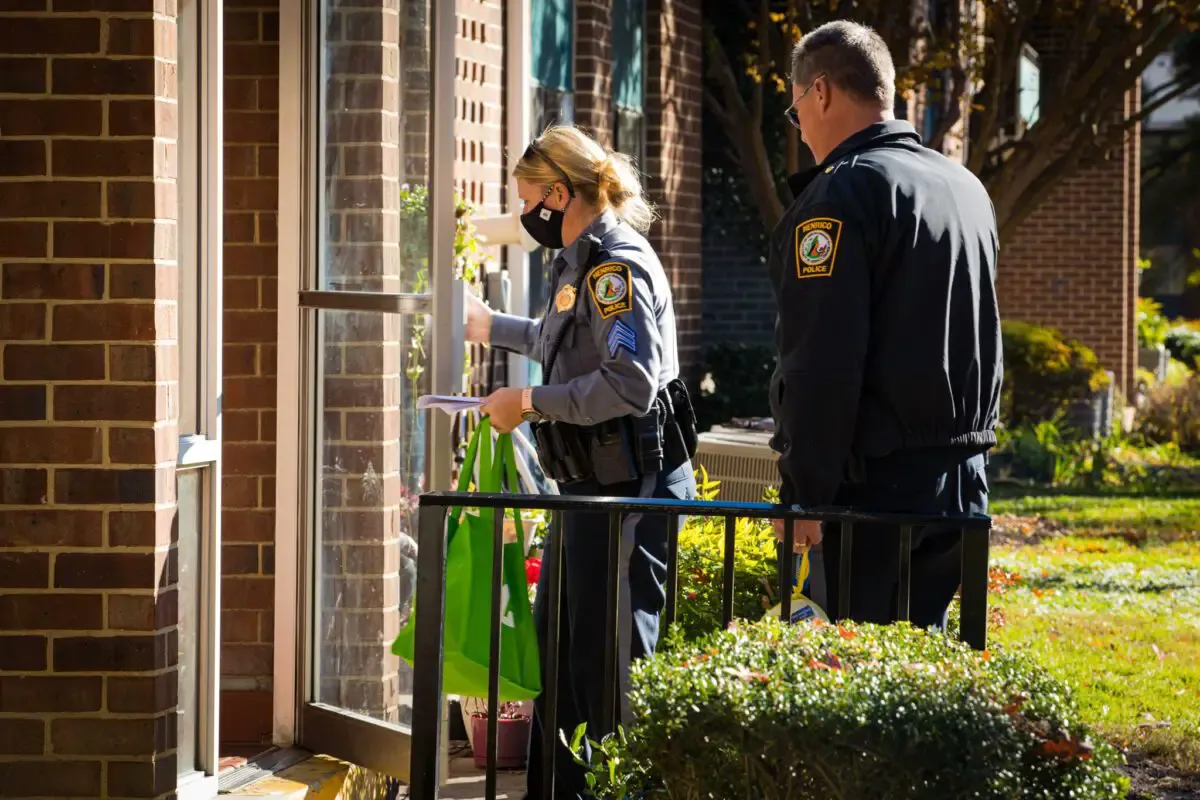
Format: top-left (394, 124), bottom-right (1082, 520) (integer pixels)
top-left (223, 755), bottom-right (351, 800)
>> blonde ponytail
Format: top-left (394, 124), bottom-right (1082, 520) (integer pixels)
top-left (513, 124), bottom-right (658, 233)
top-left (597, 151), bottom-right (657, 233)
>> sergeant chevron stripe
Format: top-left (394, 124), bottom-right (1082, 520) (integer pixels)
top-left (606, 318), bottom-right (638, 358)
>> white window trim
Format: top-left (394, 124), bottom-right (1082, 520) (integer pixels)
top-left (176, 0), bottom-right (223, 791)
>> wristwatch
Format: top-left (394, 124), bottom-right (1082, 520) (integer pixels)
top-left (520, 387), bottom-right (543, 424)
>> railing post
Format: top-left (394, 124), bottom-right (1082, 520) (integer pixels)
top-left (960, 526), bottom-right (990, 650)
top-left (721, 516), bottom-right (736, 627)
top-left (837, 522), bottom-right (854, 620)
top-left (602, 512), bottom-right (622, 734)
top-left (541, 511), bottom-right (565, 800)
top-left (778, 517), bottom-right (795, 622)
top-left (896, 526), bottom-right (913, 622)
top-left (665, 514), bottom-right (680, 627)
top-left (485, 510), bottom-right (504, 799)
top-left (409, 504), bottom-right (450, 800)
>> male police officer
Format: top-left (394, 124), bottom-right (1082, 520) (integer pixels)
top-left (769, 21), bottom-right (1002, 628)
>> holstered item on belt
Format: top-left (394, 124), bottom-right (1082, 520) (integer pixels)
top-left (632, 399), bottom-right (664, 476)
top-left (662, 378), bottom-right (699, 466)
top-left (532, 421), bottom-right (589, 484)
top-left (589, 419), bottom-right (640, 486)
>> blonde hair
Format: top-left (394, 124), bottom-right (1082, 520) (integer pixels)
top-left (513, 124), bottom-right (658, 233)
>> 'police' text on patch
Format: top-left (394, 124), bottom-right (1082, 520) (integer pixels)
top-left (793, 217), bottom-right (842, 279)
top-left (587, 262), bottom-right (633, 319)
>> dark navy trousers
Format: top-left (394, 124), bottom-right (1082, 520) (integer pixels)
top-left (820, 447), bottom-right (989, 629)
top-left (525, 463), bottom-right (695, 800)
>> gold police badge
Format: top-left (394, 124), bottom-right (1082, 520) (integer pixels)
top-left (555, 284), bottom-right (577, 312)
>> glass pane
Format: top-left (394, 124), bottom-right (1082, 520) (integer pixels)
top-left (319, 0), bottom-right (432, 294)
top-left (313, 308), bottom-right (425, 726)
top-left (531, 0), bottom-right (573, 92)
top-left (612, 0), bottom-right (644, 112)
top-left (177, 468), bottom-right (205, 776)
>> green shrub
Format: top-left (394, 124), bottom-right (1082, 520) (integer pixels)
top-left (1137, 364), bottom-right (1200, 451)
top-left (573, 619), bottom-right (1128, 800)
top-left (694, 342), bottom-right (775, 432)
top-left (674, 471), bottom-right (781, 640)
top-left (1001, 321), bottom-right (1110, 427)
top-left (1165, 323), bottom-right (1200, 368)
top-left (1137, 297), bottom-right (1171, 349)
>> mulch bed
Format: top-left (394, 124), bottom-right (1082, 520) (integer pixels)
top-left (1123, 753), bottom-right (1200, 799)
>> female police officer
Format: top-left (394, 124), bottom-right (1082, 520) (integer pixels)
top-left (465, 124), bottom-right (696, 798)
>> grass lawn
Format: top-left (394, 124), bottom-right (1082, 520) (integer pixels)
top-left (988, 491), bottom-right (1200, 794)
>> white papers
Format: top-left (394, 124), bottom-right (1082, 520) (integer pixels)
top-left (416, 394), bottom-right (486, 415)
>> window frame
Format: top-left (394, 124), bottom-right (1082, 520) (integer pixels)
top-left (175, 0), bottom-right (224, 796)
top-left (274, 0), bottom-right (461, 780)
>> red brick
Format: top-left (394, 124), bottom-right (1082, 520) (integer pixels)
top-left (0, 553), bottom-right (49, 589)
top-left (2, 263), bottom-right (104, 300)
top-left (108, 756), bottom-right (177, 797)
top-left (0, 510), bottom-right (101, 548)
top-left (53, 633), bottom-right (168, 672)
top-left (108, 179), bottom-right (174, 219)
top-left (108, 345), bottom-right (160, 383)
top-left (52, 57), bottom-right (155, 96)
top-left (54, 221), bottom-right (165, 260)
top-left (222, 509), bottom-right (275, 543)
top-left (108, 508), bottom-right (174, 548)
top-left (0, 181), bottom-right (102, 219)
top-left (109, 425), bottom-right (174, 464)
top-left (222, 444), bottom-right (275, 477)
top-left (108, 98), bottom-right (174, 136)
top-left (0, 676), bottom-right (102, 712)
top-left (0, 17), bottom-right (100, 54)
top-left (0, 594), bottom-right (103, 631)
top-left (0, 222), bottom-right (47, 258)
top-left (107, 673), bottom-right (177, 714)
top-left (223, 544), bottom-right (262, 575)
top-left (223, 409), bottom-right (260, 441)
top-left (52, 139), bottom-right (155, 178)
top-left (0, 57), bottom-right (47, 93)
top-left (0, 140), bottom-right (47, 176)
top-left (0, 99), bottom-right (103, 136)
top-left (222, 643), bottom-right (273, 676)
top-left (4, 344), bottom-right (105, 381)
top-left (108, 591), bottom-right (175, 631)
top-left (107, 16), bottom-right (175, 57)
top-left (0, 302), bottom-right (46, 341)
top-left (55, 552), bottom-right (157, 589)
top-left (223, 475), bottom-right (260, 508)
top-left (0, 468), bottom-right (47, 505)
top-left (55, 384), bottom-right (158, 422)
top-left (0, 385), bottom-right (47, 421)
top-left (0, 636), bottom-right (47, 671)
top-left (222, 575), bottom-right (274, 609)
top-left (0, 719), bottom-right (45, 756)
top-left (226, 111), bottom-right (278, 144)
top-left (222, 609), bottom-right (261, 643)
top-left (51, 717), bottom-right (165, 756)
top-left (0, 761), bottom-right (100, 797)
top-left (0, 427), bottom-right (102, 465)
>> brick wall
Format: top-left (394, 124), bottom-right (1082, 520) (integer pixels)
top-left (700, 241), bottom-right (775, 350)
top-left (220, 0), bottom-right (279, 747)
top-left (645, 0), bottom-right (703, 378)
top-left (0, 4), bottom-right (180, 798)
top-left (574, 0), bottom-right (613, 147)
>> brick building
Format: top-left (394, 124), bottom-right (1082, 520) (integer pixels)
top-left (0, 0), bottom-right (700, 797)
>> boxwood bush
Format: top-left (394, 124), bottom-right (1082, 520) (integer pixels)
top-left (1001, 321), bottom-right (1110, 428)
top-left (571, 619), bottom-right (1127, 800)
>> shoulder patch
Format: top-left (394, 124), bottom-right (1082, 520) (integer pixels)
top-left (587, 261), bottom-right (633, 319)
top-left (793, 217), bottom-right (842, 279)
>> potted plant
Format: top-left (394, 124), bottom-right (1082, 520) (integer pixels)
top-left (470, 701), bottom-right (533, 770)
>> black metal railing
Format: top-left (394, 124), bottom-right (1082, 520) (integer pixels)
top-left (407, 493), bottom-right (992, 800)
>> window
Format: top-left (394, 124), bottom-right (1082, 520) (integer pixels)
top-left (526, 0), bottom-right (575, 386)
top-left (611, 0), bottom-right (646, 168)
top-left (175, 0), bottom-right (222, 797)
top-left (276, 0), bottom-right (461, 779)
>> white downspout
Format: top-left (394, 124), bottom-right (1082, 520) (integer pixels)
top-left (505, 0), bottom-right (533, 387)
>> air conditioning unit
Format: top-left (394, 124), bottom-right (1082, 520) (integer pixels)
top-left (694, 425), bottom-right (780, 503)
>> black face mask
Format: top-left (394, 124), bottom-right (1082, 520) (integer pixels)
top-left (520, 189), bottom-right (570, 250)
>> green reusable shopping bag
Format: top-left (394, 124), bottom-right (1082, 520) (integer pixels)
top-left (392, 418), bottom-right (542, 701)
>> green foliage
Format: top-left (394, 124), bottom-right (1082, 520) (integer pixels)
top-left (694, 342), bottom-right (776, 432)
top-left (1136, 297), bottom-right (1171, 349)
top-left (673, 469), bottom-right (782, 640)
top-left (574, 619), bottom-right (1128, 799)
top-left (1136, 362), bottom-right (1200, 451)
top-left (1165, 323), bottom-right (1200, 368)
top-left (1001, 321), bottom-right (1110, 428)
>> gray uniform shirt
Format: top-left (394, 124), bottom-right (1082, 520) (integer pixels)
top-left (489, 210), bottom-right (680, 426)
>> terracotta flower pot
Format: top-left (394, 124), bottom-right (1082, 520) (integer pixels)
top-left (470, 713), bottom-right (531, 770)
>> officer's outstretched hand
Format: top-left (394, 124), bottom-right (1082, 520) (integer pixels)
top-left (481, 387), bottom-right (523, 434)
top-left (465, 284), bottom-right (493, 343)
top-left (773, 519), bottom-right (823, 552)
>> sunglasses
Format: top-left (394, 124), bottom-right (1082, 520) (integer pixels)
top-left (784, 73), bottom-right (825, 130)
